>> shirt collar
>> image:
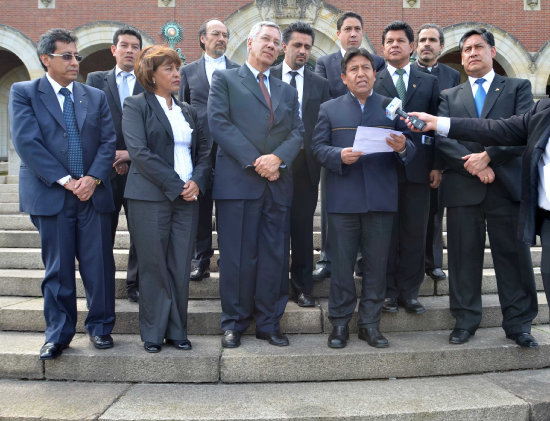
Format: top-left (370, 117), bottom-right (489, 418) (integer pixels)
top-left (46, 73), bottom-right (73, 95)
top-left (155, 94), bottom-right (178, 112)
top-left (282, 60), bottom-right (304, 78)
top-left (204, 53), bottom-right (226, 64)
top-left (115, 66), bottom-right (135, 77)
top-left (468, 69), bottom-right (495, 89)
top-left (246, 61), bottom-right (270, 79)
top-left (387, 62), bottom-right (411, 76)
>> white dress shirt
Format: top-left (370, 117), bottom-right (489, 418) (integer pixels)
top-left (47, 74), bottom-right (75, 186)
top-left (155, 95), bottom-right (194, 183)
top-left (115, 66), bottom-right (136, 95)
top-left (282, 61), bottom-right (304, 118)
top-left (246, 61), bottom-right (271, 95)
top-left (538, 138), bottom-right (550, 210)
top-left (468, 69), bottom-right (494, 100)
top-left (386, 62), bottom-right (411, 92)
top-left (204, 54), bottom-right (227, 86)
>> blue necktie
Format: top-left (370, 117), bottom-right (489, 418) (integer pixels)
top-left (59, 87), bottom-right (83, 177)
top-left (119, 72), bottom-right (130, 108)
top-left (474, 78), bottom-right (486, 117)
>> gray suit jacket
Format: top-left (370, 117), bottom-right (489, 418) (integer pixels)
top-left (207, 64), bottom-right (304, 206)
top-left (122, 91), bottom-right (211, 202)
top-left (437, 74), bottom-right (533, 206)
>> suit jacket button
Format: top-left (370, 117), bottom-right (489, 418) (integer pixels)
top-left (63, 133), bottom-right (67, 138)
top-left (265, 114), bottom-right (270, 120)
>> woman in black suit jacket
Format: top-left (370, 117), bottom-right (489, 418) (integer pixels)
top-left (122, 45), bottom-right (211, 352)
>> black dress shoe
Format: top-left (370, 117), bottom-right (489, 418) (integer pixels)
top-left (221, 330), bottom-right (241, 348)
top-left (382, 297), bottom-right (398, 313)
top-left (144, 342), bottom-right (162, 353)
top-left (398, 298), bottom-right (426, 314)
top-left (89, 334), bottom-right (114, 349)
top-left (256, 330), bottom-right (289, 346)
top-left (328, 325), bottom-right (349, 348)
top-left (358, 327), bottom-right (389, 348)
top-left (166, 338), bottom-right (192, 350)
top-left (294, 292), bottom-right (315, 307)
top-left (426, 268), bottom-right (446, 281)
top-left (449, 328), bottom-right (472, 344)
top-left (39, 342), bottom-right (68, 360)
top-left (312, 266), bottom-right (330, 281)
top-left (190, 266), bottom-right (210, 281)
top-left (127, 288), bottom-right (139, 303)
top-left (506, 332), bottom-right (539, 348)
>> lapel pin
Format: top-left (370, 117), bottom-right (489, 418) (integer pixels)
top-left (495, 88), bottom-right (500, 91)
top-left (413, 84), bottom-right (417, 88)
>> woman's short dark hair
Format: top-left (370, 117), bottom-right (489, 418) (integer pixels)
top-left (135, 45), bottom-right (182, 93)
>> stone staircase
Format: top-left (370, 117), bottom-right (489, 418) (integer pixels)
top-left (0, 181), bottom-right (549, 420)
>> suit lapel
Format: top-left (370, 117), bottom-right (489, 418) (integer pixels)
top-left (458, 82), bottom-right (478, 118)
top-left (269, 75), bottom-right (283, 115)
top-left (481, 75), bottom-right (504, 118)
top-left (38, 76), bottom-right (66, 129)
top-left (302, 69), bottom-right (312, 110)
top-left (378, 70), bottom-right (399, 98)
top-left (239, 65), bottom-right (270, 110)
top-left (404, 67), bottom-right (422, 107)
top-left (133, 80), bottom-right (144, 95)
top-left (197, 56), bottom-right (210, 88)
top-left (72, 83), bottom-right (88, 132)
top-left (106, 68), bottom-right (122, 113)
top-left (145, 91), bottom-right (174, 139)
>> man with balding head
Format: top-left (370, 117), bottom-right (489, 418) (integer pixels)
top-left (179, 19), bottom-right (239, 281)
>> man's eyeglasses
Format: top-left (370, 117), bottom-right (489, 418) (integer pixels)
top-left (207, 31), bottom-right (229, 39)
top-left (48, 53), bottom-right (83, 62)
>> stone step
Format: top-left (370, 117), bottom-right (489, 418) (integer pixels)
top-left (0, 297), bottom-right (321, 335)
top-left (0, 246), bottom-right (541, 271)
top-left (0, 203), bottom-right (21, 214)
top-left (0, 192), bottom-right (18, 202)
top-left (0, 268), bottom-right (544, 300)
top-left (0, 183), bottom-right (17, 192)
top-left (3, 369), bottom-right (550, 420)
top-left (1, 325), bottom-right (549, 384)
top-left (0, 293), bottom-right (547, 335)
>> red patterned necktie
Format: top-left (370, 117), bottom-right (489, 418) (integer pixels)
top-left (258, 72), bottom-right (273, 126)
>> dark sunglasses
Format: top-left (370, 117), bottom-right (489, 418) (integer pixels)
top-left (49, 53), bottom-right (83, 62)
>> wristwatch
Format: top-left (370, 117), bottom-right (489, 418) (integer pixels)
top-left (91, 176), bottom-right (102, 186)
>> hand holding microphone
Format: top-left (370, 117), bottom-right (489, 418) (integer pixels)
top-left (383, 97), bottom-right (426, 130)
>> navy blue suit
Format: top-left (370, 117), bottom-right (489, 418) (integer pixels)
top-left (179, 56), bottom-right (239, 272)
top-left (312, 91), bottom-right (414, 327)
top-left (208, 65), bottom-right (303, 333)
top-left (9, 75), bottom-right (116, 344)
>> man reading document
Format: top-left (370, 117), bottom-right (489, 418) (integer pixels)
top-left (312, 48), bottom-right (414, 349)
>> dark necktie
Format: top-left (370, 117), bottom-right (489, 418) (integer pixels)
top-left (59, 87), bottom-right (83, 177)
top-left (289, 71), bottom-right (298, 89)
top-left (395, 68), bottom-right (407, 101)
top-left (258, 72), bottom-right (273, 126)
top-left (474, 78), bottom-right (487, 117)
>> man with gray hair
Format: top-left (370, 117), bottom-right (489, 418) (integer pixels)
top-left (208, 21), bottom-right (304, 348)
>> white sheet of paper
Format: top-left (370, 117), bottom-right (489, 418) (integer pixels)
top-left (544, 164), bottom-right (550, 202)
top-left (352, 126), bottom-right (403, 154)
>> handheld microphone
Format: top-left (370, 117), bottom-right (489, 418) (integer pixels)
top-left (383, 97), bottom-right (426, 131)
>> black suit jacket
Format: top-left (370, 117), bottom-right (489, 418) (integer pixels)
top-left (178, 55), bottom-right (239, 144)
top-left (86, 68), bottom-right (144, 150)
top-left (437, 75), bottom-right (533, 207)
top-left (270, 64), bottom-right (330, 185)
top-left (374, 65), bottom-right (439, 183)
top-left (412, 61), bottom-right (460, 92)
top-left (448, 99), bottom-right (550, 245)
top-left (122, 91), bottom-right (211, 202)
top-left (315, 51), bottom-right (386, 99)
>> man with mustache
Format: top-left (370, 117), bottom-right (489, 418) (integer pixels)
top-left (271, 21), bottom-right (330, 307)
top-left (208, 21), bottom-right (303, 348)
top-left (86, 26), bottom-right (144, 303)
top-left (413, 23), bottom-right (460, 284)
top-left (179, 19), bottom-right (239, 282)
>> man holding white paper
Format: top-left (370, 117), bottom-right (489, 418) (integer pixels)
top-left (312, 48), bottom-right (414, 349)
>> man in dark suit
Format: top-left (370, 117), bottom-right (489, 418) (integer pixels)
top-left (434, 28), bottom-right (537, 346)
top-left (413, 23), bottom-right (461, 283)
top-left (9, 29), bottom-right (116, 359)
top-left (313, 11), bottom-right (386, 281)
top-left (373, 21), bottom-right (440, 314)
top-left (271, 21), bottom-right (330, 307)
top-left (312, 48), bottom-right (414, 349)
top-left (408, 100), bottom-right (550, 345)
top-left (86, 26), bottom-right (143, 302)
top-left (179, 19), bottom-right (239, 281)
top-left (208, 21), bottom-right (303, 348)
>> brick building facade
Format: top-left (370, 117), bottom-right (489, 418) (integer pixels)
top-left (1, 0), bottom-right (549, 166)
